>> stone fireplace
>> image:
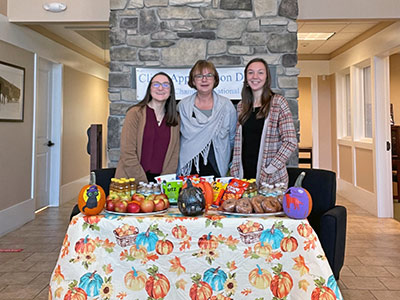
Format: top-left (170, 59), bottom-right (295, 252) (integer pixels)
top-left (108, 0), bottom-right (299, 167)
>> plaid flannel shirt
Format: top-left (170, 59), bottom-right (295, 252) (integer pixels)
top-left (230, 94), bottom-right (297, 187)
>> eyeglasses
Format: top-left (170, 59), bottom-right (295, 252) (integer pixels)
top-left (151, 82), bottom-right (170, 89)
top-left (194, 73), bottom-right (214, 80)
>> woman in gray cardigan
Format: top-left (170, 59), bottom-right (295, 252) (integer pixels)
top-left (178, 60), bottom-right (237, 177)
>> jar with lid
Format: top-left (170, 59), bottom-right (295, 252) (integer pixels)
top-left (129, 178), bottom-right (136, 196)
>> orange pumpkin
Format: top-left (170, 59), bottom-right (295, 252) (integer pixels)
top-left (172, 225), bottom-right (187, 239)
top-left (124, 267), bottom-right (147, 291)
top-left (189, 273), bottom-right (213, 300)
top-left (183, 180), bottom-right (214, 210)
top-left (311, 277), bottom-right (337, 300)
top-left (249, 264), bottom-right (272, 289)
top-left (297, 222), bottom-right (313, 238)
top-left (280, 236), bottom-right (298, 252)
top-left (145, 266), bottom-right (170, 299)
top-left (198, 232), bottom-right (219, 250)
top-left (78, 172), bottom-right (105, 216)
top-left (75, 235), bottom-right (96, 254)
top-left (63, 287), bottom-right (87, 300)
top-left (270, 264), bottom-right (293, 299)
top-left (155, 238), bottom-right (174, 255)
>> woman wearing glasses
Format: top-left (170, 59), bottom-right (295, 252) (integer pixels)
top-left (230, 58), bottom-right (297, 187)
top-left (178, 60), bottom-right (237, 177)
top-left (115, 72), bottom-right (180, 183)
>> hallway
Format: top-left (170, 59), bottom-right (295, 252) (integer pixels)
top-left (0, 196), bottom-right (399, 299)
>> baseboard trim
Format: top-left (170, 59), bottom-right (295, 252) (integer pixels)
top-left (0, 198), bottom-right (35, 237)
top-left (337, 178), bottom-right (377, 216)
top-left (60, 175), bottom-right (90, 206)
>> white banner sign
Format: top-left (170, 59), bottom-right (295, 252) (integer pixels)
top-left (136, 67), bottom-right (245, 100)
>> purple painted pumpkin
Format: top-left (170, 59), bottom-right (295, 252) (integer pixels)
top-left (283, 172), bottom-right (312, 219)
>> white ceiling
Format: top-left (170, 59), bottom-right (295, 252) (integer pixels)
top-left (297, 20), bottom-right (380, 55)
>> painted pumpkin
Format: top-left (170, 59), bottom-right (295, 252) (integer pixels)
top-left (75, 235), bottom-right (96, 254)
top-left (129, 244), bottom-right (147, 259)
top-left (135, 227), bottom-right (159, 252)
top-left (283, 172), bottom-right (312, 219)
top-left (78, 172), bottom-right (106, 216)
top-left (178, 179), bottom-right (205, 216)
top-left (280, 236), bottom-right (298, 252)
top-left (248, 264), bottom-right (272, 289)
top-left (260, 226), bottom-right (284, 250)
top-left (124, 267), bottom-right (147, 291)
top-left (198, 232), bottom-right (219, 250)
top-left (63, 287), bottom-right (87, 300)
top-left (145, 265), bottom-right (170, 299)
top-left (297, 222), bottom-right (313, 238)
top-left (254, 242), bottom-right (272, 257)
top-left (184, 180), bottom-right (214, 210)
top-left (203, 266), bottom-right (227, 291)
top-left (155, 238), bottom-right (174, 255)
top-left (312, 277), bottom-right (337, 300)
top-left (327, 275), bottom-right (343, 300)
top-left (172, 225), bottom-right (187, 239)
top-left (78, 271), bottom-right (103, 297)
top-left (189, 273), bottom-right (213, 300)
top-left (270, 264), bottom-right (293, 299)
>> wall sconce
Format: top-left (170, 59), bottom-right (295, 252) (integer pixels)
top-left (43, 2), bottom-right (67, 13)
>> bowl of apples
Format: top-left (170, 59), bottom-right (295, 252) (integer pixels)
top-left (237, 221), bottom-right (264, 244)
top-left (113, 224), bottom-right (139, 247)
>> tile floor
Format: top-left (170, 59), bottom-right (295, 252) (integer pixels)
top-left (0, 196), bottom-right (400, 299)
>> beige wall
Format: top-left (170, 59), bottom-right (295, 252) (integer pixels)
top-left (329, 74), bottom-right (338, 173)
top-left (62, 66), bottom-right (108, 185)
top-left (0, 0), bottom-right (6, 16)
top-left (317, 75), bottom-right (332, 170)
top-left (338, 145), bottom-right (353, 183)
top-left (390, 54), bottom-right (400, 125)
top-left (298, 77), bottom-right (312, 148)
top-left (0, 40), bottom-right (34, 211)
top-left (355, 148), bottom-right (374, 193)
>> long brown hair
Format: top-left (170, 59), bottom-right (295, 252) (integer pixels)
top-left (133, 72), bottom-right (179, 127)
top-left (238, 58), bottom-right (274, 125)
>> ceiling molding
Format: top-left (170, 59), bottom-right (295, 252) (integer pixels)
top-left (26, 24), bottom-right (108, 67)
top-left (329, 21), bottom-right (395, 59)
top-left (298, 54), bottom-right (330, 61)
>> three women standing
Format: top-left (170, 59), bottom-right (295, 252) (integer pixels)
top-left (115, 72), bottom-right (180, 183)
top-left (178, 60), bottom-right (237, 177)
top-left (230, 58), bottom-right (297, 188)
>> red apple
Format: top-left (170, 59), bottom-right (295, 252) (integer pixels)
top-left (155, 194), bottom-right (169, 209)
top-left (107, 194), bottom-right (120, 201)
top-left (131, 193), bottom-right (145, 203)
top-left (140, 199), bottom-right (155, 213)
top-left (146, 194), bottom-right (156, 202)
top-left (106, 199), bottom-right (115, 211)
top-left (126, 202), bottom-right (141, 213)
top-left (153, 199), bottom-right (165, 211)
top-left (114, 200), bottom-right (128, 213)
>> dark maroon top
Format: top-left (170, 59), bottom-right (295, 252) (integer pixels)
top-left (141, 105), bottom-right (171, 174)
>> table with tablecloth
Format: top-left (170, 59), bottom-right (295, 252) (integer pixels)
top-left (49, 208), bottom-right (342, 299)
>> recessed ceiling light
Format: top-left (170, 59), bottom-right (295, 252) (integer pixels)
top-left (43, 2), bottom-right (67, 13)
top-left (298, 32), bottom-right (335, 41)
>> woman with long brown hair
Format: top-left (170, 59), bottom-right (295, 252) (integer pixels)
top-left (115, 72), bottom-right (180, 183)
top-left (230, 58), bottom-right (297, 187)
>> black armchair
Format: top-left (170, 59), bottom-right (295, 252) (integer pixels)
top-left (287, 167), bottom-right (347, 280)
top-left (70, 168), bottom-right (116, 220)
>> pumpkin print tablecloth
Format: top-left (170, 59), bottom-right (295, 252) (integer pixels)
top-left (49, 209), bottom-right (343, 300)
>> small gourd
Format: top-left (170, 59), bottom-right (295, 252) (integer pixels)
top-left (78, 172), bottom-right (106, 216)
top-left (283, 172), bottom-right (312, 219)
top-left (178, 179), bottom-right (205, 216)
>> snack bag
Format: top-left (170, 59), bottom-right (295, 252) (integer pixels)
top-left (212, 181), bottom-right (227, 206)
top-left (161, 180), bottom-right (183, 204)
top-left (178, 174), bottom-right (199, 182)
top-left (221, 179), bottom-right (249, 205)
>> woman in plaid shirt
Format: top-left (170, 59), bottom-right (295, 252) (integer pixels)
top-left (230, 58), bottom-right (297, 188)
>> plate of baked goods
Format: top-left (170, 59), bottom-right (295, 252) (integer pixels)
top-left (105, 209), bottom-right (168, 216)
top-left (218, 195), bottom-right (285, 216)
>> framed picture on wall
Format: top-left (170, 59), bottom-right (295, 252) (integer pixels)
top-left (0, 61), bottom-right (25, 122)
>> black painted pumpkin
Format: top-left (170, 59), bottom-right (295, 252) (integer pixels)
top-left (178, 179), bottom-right (205, 216)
